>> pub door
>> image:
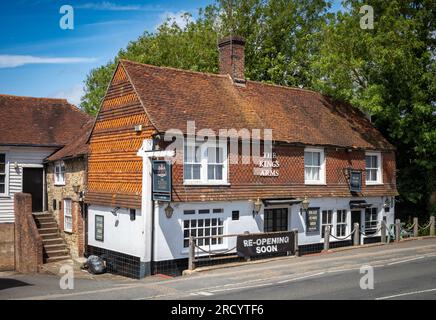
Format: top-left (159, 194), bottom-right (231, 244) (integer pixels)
top-left (264, 208), bottom-right (288, 232)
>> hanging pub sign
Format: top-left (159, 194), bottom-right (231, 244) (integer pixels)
top-left (349, 170), bottom-right (362, 192)
top-left (305, 208), bottom-right (320, 234)
top-left (236, 231), bottom-right (295, 257)
top-left (152, 160), bottom-right (172, 202)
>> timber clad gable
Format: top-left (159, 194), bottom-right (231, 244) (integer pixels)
top-left (86, 65), bottom-right (156, 208)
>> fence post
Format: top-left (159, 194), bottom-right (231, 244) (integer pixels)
top-left (292, 228), bottom-right (299, 256)
top-left (353, 223), bottom-right (360, 246)
top-left (395, 219), bottom-right (401, 242)
top-left (381, 220), bottom-right (387, 243)
top-left (413, 217), bottom-right (419, 238)
top-left (430, 216), bottom-right (435, 237)
top-left (323, 226), bottom-right (330, 251)
top-left (188, 236), bottom-right (195, 271)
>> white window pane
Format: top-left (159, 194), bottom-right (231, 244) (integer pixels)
top-left (305, 167), bottom-right (311, 180)
top-left (365, 156), bottom-right (371, 168)
top-left (217, 148), bottom-right (223, 163)
top-left (304, 152), bottom-right (312, 166)
top-left (215, 165), bottom-right (223, 180)
top-left (207, 147), bottom-right (215, 163)
top-left (193, 164), bottom-right (201, 179)
top-left (313, 152), bottom-right (321, 166)
top-left (371, 169), bottom-right (377, 181)
top-left (313, 167), bottom-right (320, 181)
top-left (208, 165), bottom-right (214, 180)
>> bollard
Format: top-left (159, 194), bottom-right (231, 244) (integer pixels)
top-left (430, 216), bottom-right (435, 237)
top-left (188, 236), bottom-right (195, 271)
top-left (292, 228), bottom-right (299, 256)
top-left (353, 223), bottom-right (360, 246)
top-left (381, 220), bottom-right (387, 243)
top-left (324, 225), bottom-right (330, 251)
top-left (395, 219), bottom-right (401, 242)
top-left (413, 217), bottom-right (419, 238)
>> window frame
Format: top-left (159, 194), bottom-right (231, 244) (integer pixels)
top-left (95, 215), bottom-right (104, 242)
top-left (336, 209), bottom-right (348, 237)
top-left (321, 209), bottom-right (333, 239)
top-left (182, 208), bottom-right (225, 250)
top-left (365, 152), bottom-right (382, 185)
top-left (183, 139), bottom-right (228, 186)
top-left (304, 148), bottom-right (326, 185)
top-left (0, 153), bottom-right (9, 197)
top-left (364, 207), bottom-right (379, 234)
top-left (63, 199), bottom-right (73, 233)
top-left (54, 161), bottom-right (66, 186)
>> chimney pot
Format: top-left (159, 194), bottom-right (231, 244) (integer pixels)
top-left (218, 35), bottom-right (246, 84)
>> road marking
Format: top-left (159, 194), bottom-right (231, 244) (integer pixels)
top-left (196, 291), bottom-right (214, 296)
top-left (277, 272), bottom-right (325, 284)
top-left (387, 256), bottom-right (425, 266)
top-left (376, 288), bottom-right (436, 300)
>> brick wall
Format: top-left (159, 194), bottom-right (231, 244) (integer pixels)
top-left (14, 193), bottom-right (43, 273)
top-left (46, 157), bottom-right (86, 259)
top-left (168, 142), bottom-right (397, 202)
top-left (0, 223), bottom-right (15, 271)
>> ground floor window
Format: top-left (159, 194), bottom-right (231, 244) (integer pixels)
top-left (365, 208), bottom-right (378, 234)
top-left (183, 218), bottom-right (224, 248)
top-left (264, 208), bottom-right (288, 232)
top-left (0, 153), bottom-right (6, 195)
top-left (336, 210), bottom-right (347, 237)
top-left (321, 210), bottom-right (333, 238)
top-left (95, 215), bottom-right (104, 241)
top-left (63, 199), bottom-right (72, 232)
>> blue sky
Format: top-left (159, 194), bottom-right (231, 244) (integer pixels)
top-left (0, 1), bottom-right (343, 106)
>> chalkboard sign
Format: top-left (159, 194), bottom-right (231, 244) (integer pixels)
top-left (152, 160), bottom-right (172, 201)
top-left (349, 170), bottom-right (362, 192)
top-left (305, 208), bottom-right (320, 234)
top-left (236, 231), bottom-right (295, 257)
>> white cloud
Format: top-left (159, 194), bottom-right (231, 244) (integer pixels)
top-left (76, 2), bottom-right (161, 11)
top-left (159, 11), bottom-right (192, 29)
top-left (52, 84), bottom-right (84, 106)
top-left (0, 55), bottom-right (97, 68)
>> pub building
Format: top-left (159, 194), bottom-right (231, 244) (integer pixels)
top-left (85, 36), bottom-right (397, 278)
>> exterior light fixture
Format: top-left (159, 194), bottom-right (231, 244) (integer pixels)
top-left (253, 198), bottom-right (263, 217)
top-left (14, 162), bottom-right (19, 170)
top-left (111, 207), bottom-right (120, 215)
top-left (73, 184), bottom-right (80, 194)
top-left (301, 196), bottom-right (310, 213)
top-left (165, 203), bottom-right (174, 218)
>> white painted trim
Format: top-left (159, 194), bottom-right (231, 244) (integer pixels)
top-left (304, 147), bottom-right (326, 185)
top-left (365, 151), bottom-right (383, 185)
top-left (0, 152), bottom-right (10, 197)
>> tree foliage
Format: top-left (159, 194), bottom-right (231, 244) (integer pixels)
top-left (80, 0), bottom-right (435, 216)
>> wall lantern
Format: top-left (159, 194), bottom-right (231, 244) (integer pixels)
top-left (73, 184), bottom-right (80, 194)
top-left (14, 162), bottom-right (19, 170)
top-left (111, 207), bottom-right (120, 215)
top-left (301, 196), bottom-right (310, 213)
top-left (253, 198), bottom-right (263, 217)
top-left (165, 203), bottom-right (174, 219)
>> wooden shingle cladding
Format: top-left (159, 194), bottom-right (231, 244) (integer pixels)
top-left (86, 65), bottom-right (156, 208)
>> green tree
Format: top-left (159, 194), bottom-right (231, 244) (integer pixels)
top-left (312, 0), bottom-right (436, 217)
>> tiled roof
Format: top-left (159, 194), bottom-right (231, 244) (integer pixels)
top-left (121, 59), bottom-right (394, 151)
top-left (0, 94), bottom-right (91, 147)
top-left (45, 119), bottom-right (94, 162)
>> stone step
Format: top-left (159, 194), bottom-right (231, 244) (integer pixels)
top-left (40, 232), bottom-right (60, 240)
top-left (44, 249), bottom-right (69, 258)
top-left (42, 238), bottom-right (64, 245)
top-left (45, 256), bottom-right (71, 263)
top-left (33, 213), bottom-right (52, 219)
top-left (37, 221), bottom-right (58, 228)
top-left (44, 244), bottom-right (68, 252)
top-left (38, 227), bottom-right (59, 235)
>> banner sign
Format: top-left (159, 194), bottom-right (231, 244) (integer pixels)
top-left (236, 231), bottom-right (295, 257)
top-left (152, 160), bottom-right (172, 202)
top-left (349, 170), bottom-right (362, 192)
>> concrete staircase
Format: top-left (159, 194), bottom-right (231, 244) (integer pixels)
top-left (33, 213), bottom-right (70, 263)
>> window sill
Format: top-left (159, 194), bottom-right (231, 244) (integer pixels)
top-left (183, 181), bottom-right (231, 187)
top-left (304, 182), bottom-right (327, 186)
top-left (54, 183), bottom-right (66, 187)
top-left (365, 182), bottom-right (383, 186)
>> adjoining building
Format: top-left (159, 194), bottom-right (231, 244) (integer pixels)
top-left (0, 94), bottom-right (91, 270)
top-left (85, 36), bottom-right (397, 278)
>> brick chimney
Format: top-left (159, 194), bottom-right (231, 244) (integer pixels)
top-left (218, 35), bottom-right (246, 84)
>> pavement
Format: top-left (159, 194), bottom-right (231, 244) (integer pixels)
top-left (1, 237), bottom-right (436, 300)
